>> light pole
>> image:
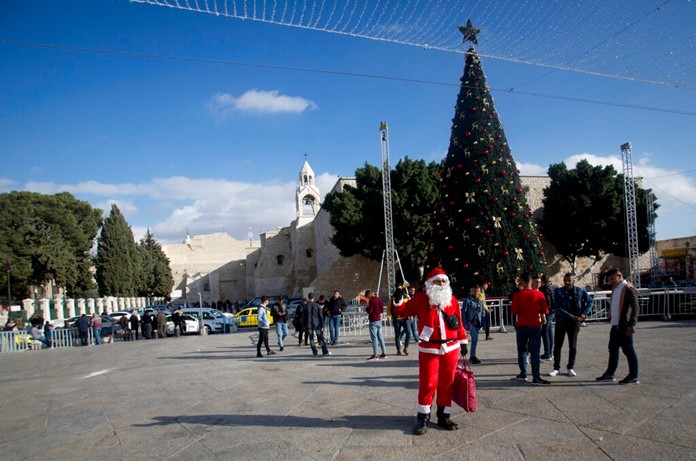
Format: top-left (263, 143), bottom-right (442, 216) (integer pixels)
top-left (198, 292), bottom-right (205, 335)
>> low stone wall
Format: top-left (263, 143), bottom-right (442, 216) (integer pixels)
top-left (17, 296), bottom-right (163, 324)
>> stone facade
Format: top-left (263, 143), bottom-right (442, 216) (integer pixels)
top-left (164, 163), bottom-right (658, 303)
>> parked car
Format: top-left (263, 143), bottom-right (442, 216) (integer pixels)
top-left (242, 295), bottom-right (289, 310)
top-left (232, 307), bottom-right (276, 328)
top-left (181, 307), bottom-right (233, 334)
top-left (66, 315), bottom-right (114, 336)
top-left (164, 314), bottom-right (201, 336)
top-left (109, 311), bottom-right (132, 324)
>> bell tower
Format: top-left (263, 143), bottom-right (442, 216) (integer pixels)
top-left (296, 156), bottom-right (320, 218)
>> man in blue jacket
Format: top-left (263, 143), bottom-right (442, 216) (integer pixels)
top-left (549, 273), bottom-right (593, 377)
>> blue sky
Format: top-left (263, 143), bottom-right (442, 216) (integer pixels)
top-left (2, 0), bottom-right (695, 245)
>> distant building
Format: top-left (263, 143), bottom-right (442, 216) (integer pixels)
top-left (163, 161), bottom-right (664, 304)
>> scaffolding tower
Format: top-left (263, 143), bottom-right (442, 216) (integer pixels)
top-left (646, 190), bottom-right (658, 285)
top-left (621, 142), bottom-right (641, 287)
top-left (377, 121), bottom-right (403, 298)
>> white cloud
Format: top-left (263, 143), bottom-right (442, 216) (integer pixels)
top-left (208, 89), bottom-right (318, 119)
top-left (517, 162), bottom-right (547, 176)
top-left (0, 178), bottom-right (15, 192)
top-left (94, 199), bottom-right (139, 217)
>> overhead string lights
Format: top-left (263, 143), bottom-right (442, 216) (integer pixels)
top-left (131, 0), bottom-right (696, 89)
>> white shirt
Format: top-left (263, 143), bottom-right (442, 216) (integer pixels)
top-left (610, 280), bottom-right (627, 326)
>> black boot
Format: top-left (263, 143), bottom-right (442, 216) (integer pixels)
top-left (414, 412), bottom-right (430, 435)
top-left (436, 406), bottom-right (458, 430)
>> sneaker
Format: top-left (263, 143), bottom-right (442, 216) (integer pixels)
top-left (279, 346), bottom-right (284, 351)
top-left (596, 374), bottom-right (616, 382)
top-left (548, 369), bottom-right (560, 377)
top-left (619, 376), bottom-right (640, 385)
top-left (540, 357), bottom-right (550, 362)
top-left (567, 369), bottom-right (576, 377)
top-left (470, 356), bottom-right (481, 364)
top-left (323, 351), bottom-right (332, 356)
top-left (403, 348), bottom-right (409, 355)
top-left (515, 374), bottom-right (528, 381)
top-left (367, 355), bottom-right (380, 361)
top-left (532, 378), bottom-right (551, 385)
top-left (397, 351), bottom-right (402, 356)
top-left (485, 336), bottom-right (493, 340)
top-left (379, 353), bottom-right (388, 359)
top-left (268, 350), bottom-right (276, 355)
top-left (256, 353), bottom-right (264, 358)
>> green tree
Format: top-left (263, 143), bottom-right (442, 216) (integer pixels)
top-left (0, 191), bottom-right (102, 300)
top-left (322, 157), bottom-right (441, 283)
top-left (426, 46), bottom-right (546, 297)
top-left (95, 204), bottom-right (139, 296)
top-left (541, 160), bottom-right (658, 272)
top-left (138, 229), bottom-right (174, 299)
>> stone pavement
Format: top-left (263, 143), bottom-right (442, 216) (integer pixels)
top-left (1, 320), bottom-right (695, 461)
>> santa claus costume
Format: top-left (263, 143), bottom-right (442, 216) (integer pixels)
top-left (393, 267), bottom-right (468, 435)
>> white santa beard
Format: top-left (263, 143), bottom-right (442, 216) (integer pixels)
top-left (426, 284), bottom-right (453, 308)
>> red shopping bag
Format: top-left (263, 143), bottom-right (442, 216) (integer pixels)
top-left (453, 358), bottom-right (477, 412)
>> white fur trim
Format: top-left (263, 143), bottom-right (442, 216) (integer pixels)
top-left (416, 403), bottom-right (431, 414)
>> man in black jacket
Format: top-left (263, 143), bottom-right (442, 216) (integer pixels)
top-left (303, 293), bottom-right (330, 357)
top-left (326, 290), bottom-right (347, 345)
top-left (596, 268), bottom-right (640, 384)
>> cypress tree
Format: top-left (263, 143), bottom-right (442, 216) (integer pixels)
top-left (95, 204), bottom-right (139, 296)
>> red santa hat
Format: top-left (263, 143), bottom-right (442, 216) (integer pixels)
top-left (425, 267), bottom-right (449, 283)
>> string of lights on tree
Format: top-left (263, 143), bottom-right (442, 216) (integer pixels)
top-left (426, 20), bottom-right (545, 298)
top-left (133, 0), bottom-right (696, 88)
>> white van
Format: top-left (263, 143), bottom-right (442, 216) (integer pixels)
top-left (180, 307), bottom-right (235, 334)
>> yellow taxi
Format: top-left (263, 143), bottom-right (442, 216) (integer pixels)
top-left (232, 307), bottom-right (276, 328)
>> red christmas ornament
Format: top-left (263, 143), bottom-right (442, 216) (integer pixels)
top-left (510, 212), bottom-right (517, 217)
top-left (463, 264), bottom-right (469, 269)
top-left (475, 178), bottom-right (481, 183)
top-left (465, 218), bottom-right (471, 223)
top-left (485, 229), bottom-right (491, 235)
top-left (465, 131), bottom-right (472, 137)
top-left (503, 251), bottom-right (509, 256)
top-left (492, 197), bottom-right (499, 203)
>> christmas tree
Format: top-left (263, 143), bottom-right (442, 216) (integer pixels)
top-left (427, 20), bottom-right (546, 297)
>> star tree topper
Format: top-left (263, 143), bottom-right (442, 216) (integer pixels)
top-left (458, 19), bottom-right (480, 45)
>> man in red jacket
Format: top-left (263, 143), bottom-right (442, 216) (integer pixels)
top-left (393, 267), bottom-right (468, 435)
top-left (511, 272), bottom-right (550, 385)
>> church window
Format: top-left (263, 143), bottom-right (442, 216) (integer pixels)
top-left (306, 248), bottom-right (313, 257)
top-left (277, 255), bottom-right (284, 265)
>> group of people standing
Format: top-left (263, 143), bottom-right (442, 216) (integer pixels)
top-left (511, 270), bottom-right (640, 386)
top-left (256, 291), bottom-right (349, 358)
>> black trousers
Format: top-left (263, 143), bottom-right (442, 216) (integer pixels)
top-left (553, 321), bottom-right (580, 370)
top-left (257, 328), bottom-right (270, 354)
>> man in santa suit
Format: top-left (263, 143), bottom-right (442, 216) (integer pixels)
top-left (392, 267), bottom-right (469, 435)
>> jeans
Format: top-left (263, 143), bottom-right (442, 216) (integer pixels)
top-left (410, 316), bottom-right (418, 340)
top-left (541, 313), bottom-right (554, 357)
top-left (553, 321), bottom-right (580, 370)
top-left (276, 322), bottom-right (288, 348)
top-left (394, 317), bottom-right (411, 352)
top-left (308, 328), bottom-right (329, 355)
top-left (93, 327), bottom-right (102, 345)
top-left (605, 326), bottom-right (639, 378)
top-left (468, 324), bottom-right (480, 358)
top-left (369, 321), bottom-right (387, 356)
top-left (516, 326), bottom-right (542, 379)
top-left (328, 315), bottom-right (341, 344)
top-left (484, 311), bottom-right (491, 338)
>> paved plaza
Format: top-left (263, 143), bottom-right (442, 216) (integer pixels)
top-left (1, 320), bottom-right (695, 460)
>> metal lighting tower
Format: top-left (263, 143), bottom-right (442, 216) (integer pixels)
top-left (621, 142), bottom-right (641, 287)
top-left (379, 121), bottom-right (397, 297)
top-left (646, 191), bottom-right (658, 285)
